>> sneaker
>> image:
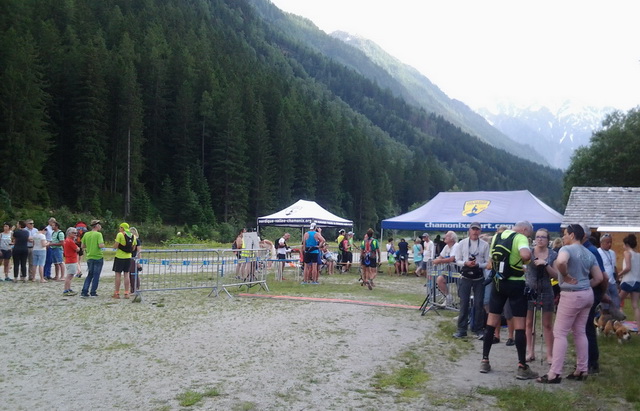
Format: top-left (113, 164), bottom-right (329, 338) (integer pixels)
top-left (516, 364), bottom-right (539, 380)
top-left (480, 360), bottom-right (491, 373)
top-left (90, 294), bottom-right (98, 297)
top-left (492, 336), bottom-right (500, 344)
top-left (505, 338), bottom-right (515, 346)
top-left (4, 277), bottom-right (11, 281)
top-left (446, 294), bottom-right (453, 306)
top-left (63, 290), bottom-right (77, 296)
top-left (452, 331), bottom-right (467, 339)
top-left (80, 293), bottom-right (89, 298)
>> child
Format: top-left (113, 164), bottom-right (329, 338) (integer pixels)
top-left (62, 227), bottom-right (80, 296)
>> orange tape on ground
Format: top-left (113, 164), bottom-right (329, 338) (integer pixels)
top-left (238, 293), bottom-right (421, 310)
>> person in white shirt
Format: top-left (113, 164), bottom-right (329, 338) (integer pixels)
top-left (421, 233), bottom-right (434, 276)
top-left (598, 233), bottom-right (623, 320)
top-left (432, 231), bottom-right (459, 306)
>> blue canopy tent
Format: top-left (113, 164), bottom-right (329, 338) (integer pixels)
top-left (381, 190), bottom-right (563, 233)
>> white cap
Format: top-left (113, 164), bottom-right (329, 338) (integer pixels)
top-left (310, 222), bottom-right (316, 230)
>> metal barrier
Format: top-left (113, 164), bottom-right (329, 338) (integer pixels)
top-left (134, 248), bottom-right (270, 300)
top-left (420, 262), bottom-right (462, 315)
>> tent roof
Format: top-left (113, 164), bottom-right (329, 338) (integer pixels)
top-left (382, 190), bottom-right (563, 232)
top-left (257, 200), bottom-right (353, 228)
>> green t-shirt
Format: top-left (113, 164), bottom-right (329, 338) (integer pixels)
top-left (114, 231), bottom-right (135, 259)
top-left (81, 230), bottom-right (104, 260)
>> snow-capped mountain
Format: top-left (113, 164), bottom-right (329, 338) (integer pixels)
top-left (477, 101), bottom-right (616, 169)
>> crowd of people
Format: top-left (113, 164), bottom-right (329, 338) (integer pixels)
top-left (1, 219), bottom-right (140, 299)
top-left (277, 220), bottom-right (639, 383)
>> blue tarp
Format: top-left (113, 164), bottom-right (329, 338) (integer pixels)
top-left (381, 190), bottom-right (563, 232)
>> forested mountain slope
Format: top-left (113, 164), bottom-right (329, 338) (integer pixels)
top-left (0, 0), bottom-right (564, 235)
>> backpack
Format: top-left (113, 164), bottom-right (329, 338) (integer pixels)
top-left (118, 233), bottom-right (134, 253)
top-left (490, 232), bottom-right (522, 279)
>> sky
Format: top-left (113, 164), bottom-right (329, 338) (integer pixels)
top-left (269, 0), bottom-right (640, 112)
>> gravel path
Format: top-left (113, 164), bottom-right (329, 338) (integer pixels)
top-left (0, 273), bottom-right (567, 410)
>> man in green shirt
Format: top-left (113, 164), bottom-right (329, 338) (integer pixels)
top-left (80, 220), bottom-right (105, 298)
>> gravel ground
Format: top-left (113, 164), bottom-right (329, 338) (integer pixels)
top-left (0, 268), bottom-right (568, 411)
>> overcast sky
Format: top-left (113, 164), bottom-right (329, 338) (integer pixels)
top-left (269, 0), bottom-right (640, 111)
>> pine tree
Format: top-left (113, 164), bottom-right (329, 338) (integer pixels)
top-left (0, 29), bottom-right (52, 206)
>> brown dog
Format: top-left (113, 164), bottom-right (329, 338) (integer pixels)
top-left (603, 319), bottom-right (616, 337)
top-left (613, 321), bottom-right (631, 343)
top-left (595, 314), bottom-right (613, 335)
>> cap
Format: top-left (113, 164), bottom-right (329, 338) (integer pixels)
top-left (422, 232), bottom-right (429, 238)
top-left (339, 229), bottom-right (345, 234)
top-left (90, 219), bottom-right (101, 226)
top-left (469, 222), bottom-right (482, 229)
top-left (309, 222), bottom-right (316, 230)
top-left (348, 231), bottom-right (354, 235)
top-left (120, 222), bottom-right (130, 230)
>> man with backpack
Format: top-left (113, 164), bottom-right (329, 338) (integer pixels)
top-left (480, 220), bottom-right (538, 380)
top-left (112, 222), bottom-right (135, 299)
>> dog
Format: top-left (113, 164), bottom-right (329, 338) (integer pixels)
top-left (613, 321), bottom-right (631, 343)
top-left (603, 319), bottom-right (616, 337)
top-left (595, 313), bottom-right (613, 336)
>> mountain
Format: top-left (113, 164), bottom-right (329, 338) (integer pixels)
top-left (248, 7), bottom-right (549, 166)
top-left (477, 102), bottom-right (615, 169)
top-left (328, 31), bottom-right (550, 166)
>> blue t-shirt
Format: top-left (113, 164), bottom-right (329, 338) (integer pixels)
top-left (305, 231), bottom-right (319, 254)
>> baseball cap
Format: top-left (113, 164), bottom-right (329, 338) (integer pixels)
top-left (348, 231), bottom-right (354, 235)
top-left (120, 222), bottom-right (130, 230)
top-left (339, 229), bottom-right (345, 234)
top-left (469, 222), bottom-right (482, 229)
top-left (90, 219), bottom-right (101, 226)
top-left (422, 232), bottom-right (429, 238)
top-left (309, 222), bottom-right (316, 230)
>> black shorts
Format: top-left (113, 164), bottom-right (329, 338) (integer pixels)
top-left (304, 251), bottom-right (319, 264)
top-left (342, 251), bottom-right (352, 263)
top-left (364, 256), bottom-right (377, 268)
top-left (1, 249), bottom-right (11, 259)
top-left (277, 253), bottom-right (287, 260)
top-left (489, 278), bottom-right (528, 318)
top-left (113, 257), bottom-right (132, 273)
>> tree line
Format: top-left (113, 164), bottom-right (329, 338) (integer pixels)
top-left (0, 0), bottom-right (564, 240)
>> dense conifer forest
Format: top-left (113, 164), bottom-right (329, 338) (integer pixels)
top-left (0, 0), bottom-right (564, 237)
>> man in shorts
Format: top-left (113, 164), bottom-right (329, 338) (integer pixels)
top-left (113, 222), bottom-right (135, 298)
top-left (62, 227), bottom-right (80, 296)
top-left (480, 221), bottom-right (538, 380)
top-left (302, 223), bottom-right (325, 284)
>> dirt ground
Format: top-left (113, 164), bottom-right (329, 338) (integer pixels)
top-left (0, 270), bottom-right (571, 411)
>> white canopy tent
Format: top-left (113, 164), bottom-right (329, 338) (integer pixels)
top-left (257, 200), bottom-right (353, 232)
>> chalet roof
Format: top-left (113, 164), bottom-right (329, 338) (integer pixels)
top-left (562, 187), bottom-right (640, 229)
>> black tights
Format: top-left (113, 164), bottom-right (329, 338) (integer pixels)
top-left (12, 248), bottom-right (28, 278)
